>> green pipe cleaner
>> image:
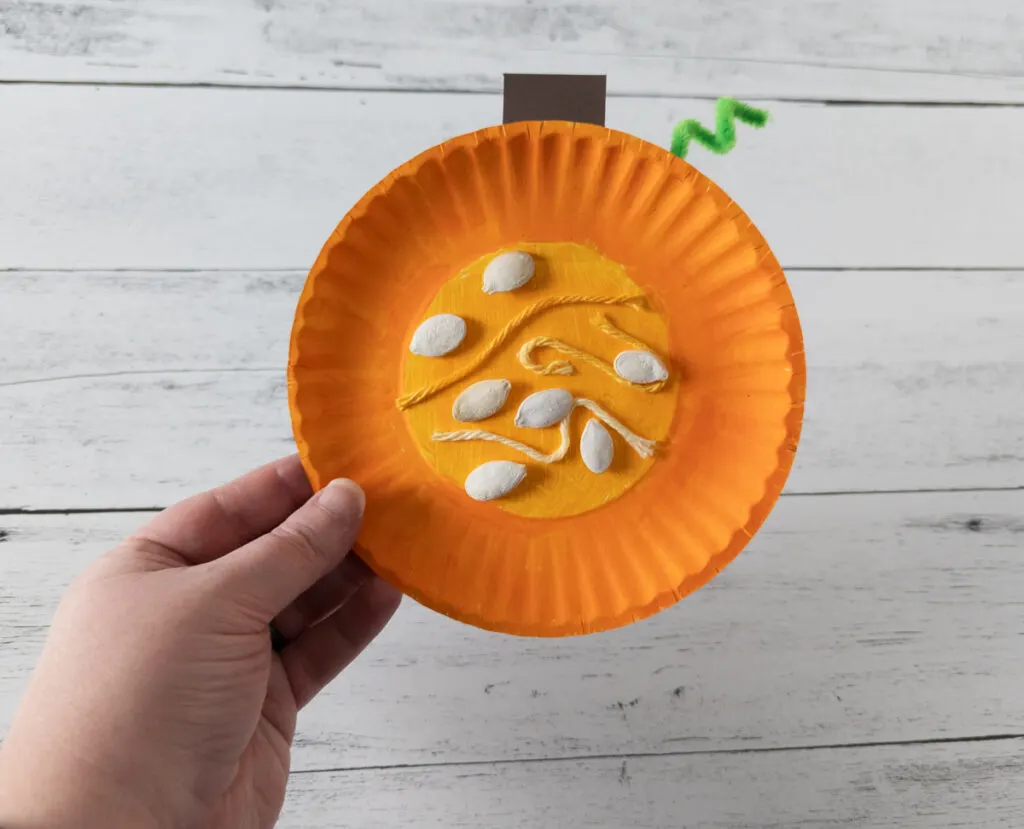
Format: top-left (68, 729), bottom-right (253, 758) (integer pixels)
top-left (670, 98), bottom-right (770, 160)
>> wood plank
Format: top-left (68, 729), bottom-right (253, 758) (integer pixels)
top-left (2, 86), bottom-right (1024, 270)
top-left (278, 740), bottom-right (1024, 828)
top-left (2, 270), bottom-right (1021, 509)
top-left (3, 0), bottom-right (1024, 103)
top-left (2, 490), bottom-right (1023, 771)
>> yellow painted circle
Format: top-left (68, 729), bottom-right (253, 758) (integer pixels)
top-left (400, 242), bottom-right (678, 518)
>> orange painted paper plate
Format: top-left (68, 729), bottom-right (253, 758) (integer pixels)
top-left (288, 121), bottom-right (805, 637)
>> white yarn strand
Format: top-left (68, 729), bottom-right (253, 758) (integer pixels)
top-left (574, 398), bottom-right (658, 460)
top-left (433, 417), bottom-right (572, 464)
top-left (432, 398), bottom-right (657, 464)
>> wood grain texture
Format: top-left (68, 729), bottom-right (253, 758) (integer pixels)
top-left (3, 0), bottom-right (1024, 103)
top-left (277, 740), bottom-right (1024, 828)
top-left (2, 270), bottom-right (1021, 510)
top-left (2, 490), bottom-right (1022, 771)
top-left (2, 2), bottom-right (1021, 821)
top-left (3, 86), bottom-right (1024, 270)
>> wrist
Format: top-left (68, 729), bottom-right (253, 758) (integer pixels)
top-left (0, 791), bottom-right (168, 829)
top-left (0, 802), bottom-right (156, 829)
top-left (0, 752), bottom-right (171, 829)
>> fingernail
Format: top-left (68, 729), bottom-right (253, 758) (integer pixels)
top-left (318, 478), bottom-right (365, 519)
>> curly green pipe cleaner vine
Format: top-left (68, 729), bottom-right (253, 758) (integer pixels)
top-left (670, 98), bottom-right (770, 160)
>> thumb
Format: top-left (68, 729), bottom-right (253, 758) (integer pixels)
top-left (212, 478), bottom-right (366, 621)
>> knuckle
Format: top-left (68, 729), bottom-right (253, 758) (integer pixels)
top-left (269, 518), bottom-right (331, 570)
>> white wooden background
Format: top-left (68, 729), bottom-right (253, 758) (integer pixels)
top-left (2, 2), bottom-right (1024, 826)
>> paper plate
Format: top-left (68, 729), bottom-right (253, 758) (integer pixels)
top-left (288, 121), bottom-right (805, 637)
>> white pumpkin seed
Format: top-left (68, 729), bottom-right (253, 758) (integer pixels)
top-left (614, 350), bottom-right (669, 384)
top-left (465, 461), bottom-right (527, 501)
top-left (482, 251), bottom-right (535, 294)
top-left (452, 379), bottom-right (512, 422)
top-left (580, 419), bottom-right (614, 474)
top-left (409, 314), bottom-right (467, 357)
top-left (514, 388), bottom-right (574, 429)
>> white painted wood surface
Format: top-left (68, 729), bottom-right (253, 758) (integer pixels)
top-left (277, 740), bottom-right (1024, 828)
top-left (4, 87), bottom-right (1024, 270)
top-left (3, 2), bottom-right (1024, 824)
top-left (3, 490), bottom-right (1023, 773)
top-left (3, 0), bottom-right (1024, 103)
top-left (2, 270), bottom-right (1022, 509)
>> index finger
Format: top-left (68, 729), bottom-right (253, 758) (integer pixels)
top-left (131, 454), bottom-right (314, 566)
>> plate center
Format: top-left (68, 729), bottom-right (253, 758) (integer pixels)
top-left (399, 242), bottom-right (679, 518)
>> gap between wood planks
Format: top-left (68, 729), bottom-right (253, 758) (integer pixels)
top-left (289, 732), bottom-right (1024, 777)
top-left (4, 78), bottom-right (1024, 109)
top-left (2, 486), bottom-right (1022, 516)
top-left (0, 366), bottom-right (280, 390)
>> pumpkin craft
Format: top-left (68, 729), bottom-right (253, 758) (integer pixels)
top-left (288, 90), bottom-right (804, 636)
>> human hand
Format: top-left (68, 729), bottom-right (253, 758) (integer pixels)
top-left (0, 455), bottom-right (401, 829)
